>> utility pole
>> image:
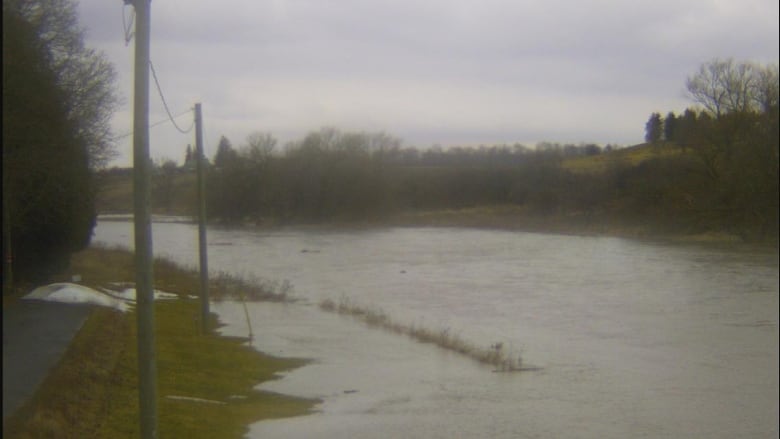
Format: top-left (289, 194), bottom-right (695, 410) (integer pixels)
top-left (2, 186), bottom-right (12, 296)
top-left (2, 141), bottom-right (13, 295)
top-left (129, 0), bottom-right (158, 437)
top-left (194, 103), bottom-right (209, 334)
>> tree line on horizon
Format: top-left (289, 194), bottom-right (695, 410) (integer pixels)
top-left (198, 58), bottom-right (777, 241)
top-left (202, 130), bottom-right (616, 222)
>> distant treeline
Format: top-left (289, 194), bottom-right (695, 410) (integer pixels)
top-left (184, 59), bottom-right (779, 241)
top-left (204, 131), bottom-right (614, 222)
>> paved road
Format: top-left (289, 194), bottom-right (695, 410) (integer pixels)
top-left (2, 300), bottom-right (92, 419)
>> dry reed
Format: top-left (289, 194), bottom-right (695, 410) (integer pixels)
top-left (320, 296), bottom-right (523, 371)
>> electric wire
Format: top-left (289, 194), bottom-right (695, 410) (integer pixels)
top-left (122, 4), bottom-right (135, 46)
top-left (149, 60), bottom-right (195, 134)
top-left (118, 6), bottom-right (195, 149)
top-left (111, 109), bottom-right (194, 141)
top-left (202, 113), bottom-right (211, 162)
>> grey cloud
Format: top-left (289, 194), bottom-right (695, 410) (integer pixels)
top-left (76, 0), bottom-right (778, 166)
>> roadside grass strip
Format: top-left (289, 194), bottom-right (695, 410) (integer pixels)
top-left (4, 247), bottom-right (317, 439)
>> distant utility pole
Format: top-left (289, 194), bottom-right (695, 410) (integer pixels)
top-left (194, 103), bottom-right (210, 334)
top-left (129, 0), bottom-right (158, 437)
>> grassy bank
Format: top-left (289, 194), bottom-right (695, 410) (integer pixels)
top-left (386, 204), bottom-right (780, 247)
top-left (3, 247), bottom-right (317, 439)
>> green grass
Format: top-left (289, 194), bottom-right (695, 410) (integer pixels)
top-left (3, 247), bottom-right (317, 439)
top-left (63, 244), bottom-right (293, 303)
top-left (561, 142), bottom-right (682, 174)
top-left (95, 300), bottom-right (314, 439)
top-left (3, 307), bottom-right (132, 439)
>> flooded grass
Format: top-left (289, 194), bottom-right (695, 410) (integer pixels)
top-left (94, 300), bottom-right (317, 439)
top-left (320, 296), bottom-right (524, 371)
top-left (210, 271), bottom-right (294, 303)
top-left (63, 243), bottom-right (294, 303)
top-left (3, 246), bottom-right (317, 439)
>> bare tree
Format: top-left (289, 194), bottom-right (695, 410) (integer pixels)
top-left (752, 63), bottom-right (779, 113)
top-left (6, 0), bottom-right (120, 169)
top-left (686, 58), bottom-right (778, 117)
top-left (242, 131), bottom-right (277, 164)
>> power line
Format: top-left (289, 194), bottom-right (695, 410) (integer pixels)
top-left (122, 4), bottom-right (135, 46)
top-left (111, 109), bottom-right (193, 141)
top-left (149, 60), bottom-right (195, 134)
top-left (119, 9), bottom-right (195, 143)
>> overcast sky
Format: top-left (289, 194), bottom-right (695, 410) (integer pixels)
top-left (77, 0), bottom-right (779, 167)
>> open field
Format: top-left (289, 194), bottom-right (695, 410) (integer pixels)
top-left (96, 169), bottom-right (197, 215)
top-left (560, 142), bottom-right (682, 174)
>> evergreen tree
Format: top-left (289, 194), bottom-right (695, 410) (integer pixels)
top-left (664, 111), bottom-right (677, 142)
top-left (676, 108), bottom-right (698, 149)
top-left (213, 136), bottom-right (238, 168)
top-left (644, 112), bottom-right (663, 143)
top-left (3, 6), bottom-right (98, 282)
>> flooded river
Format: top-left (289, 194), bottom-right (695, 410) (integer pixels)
top-left (94, 219), bottom-right (778, 438)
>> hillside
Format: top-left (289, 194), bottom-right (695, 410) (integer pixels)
top-left (561, 142), bottom-right (681, 174)
top-left (95, 168), bottom-right (197, 215)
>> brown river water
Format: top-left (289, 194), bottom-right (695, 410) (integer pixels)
top-left (94, 219), bottom-right (778, 438)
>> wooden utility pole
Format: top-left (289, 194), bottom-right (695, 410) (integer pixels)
top-left (2, 187), bottom-right (12, 296)
top-left (194, 103), bottom-right (210, 334)
top-left (130, 0), bottom-right (158, 437)
top-left (2, 139), bottom-right (12, 295)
